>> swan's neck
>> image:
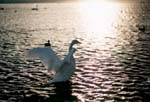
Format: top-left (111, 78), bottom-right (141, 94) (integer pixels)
top-left (68, 48), bottom-right (74, 59)
top-left (69, 42), bottom-right (74, 51)
top-left (65, 48), bottom-right (74, 63)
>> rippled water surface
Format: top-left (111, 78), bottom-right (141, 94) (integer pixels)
top-left (0, 2), bottom-right (150, 102)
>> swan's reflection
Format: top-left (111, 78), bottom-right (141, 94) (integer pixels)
top-left (22, 81), bottom-right (77, 102)
top-left (48, 81), bottom-right (78, 102)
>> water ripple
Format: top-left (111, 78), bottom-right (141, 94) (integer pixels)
top-left (0, 2), bottom-right (150, 102)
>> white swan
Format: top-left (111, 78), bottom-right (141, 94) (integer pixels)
top-left (25, 40), bottom-right (80, 83)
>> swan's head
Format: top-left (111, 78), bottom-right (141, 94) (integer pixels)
top-left (69, 39), bottom-right (81, 51)
top-left (71, 39), bottom-right (81, 45)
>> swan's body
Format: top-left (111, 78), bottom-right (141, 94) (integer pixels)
top-left (48, 48), bottom-right (76, 83)
top-left (26, 40), bottom-right (80, 83)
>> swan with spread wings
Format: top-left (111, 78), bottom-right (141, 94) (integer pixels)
top-left (26, 40), bottom-right (80, 84)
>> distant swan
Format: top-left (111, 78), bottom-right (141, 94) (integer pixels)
top-left (44, 40), bottom-right (51, 47)
top-left (26, 40), bottom-right (80, 84)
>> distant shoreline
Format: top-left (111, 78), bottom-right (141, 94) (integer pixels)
top-left (0, 0), bottom-right (150, 4)
top-left (0, 0), bottom-right (79, 4)
top-left (0, 0), bottom-right (149, 4)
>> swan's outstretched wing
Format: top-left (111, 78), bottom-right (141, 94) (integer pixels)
top-left (25, 47), bottom-right (62, 72)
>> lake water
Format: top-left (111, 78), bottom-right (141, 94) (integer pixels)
top-left (0, 1), bottom-right (150, 102)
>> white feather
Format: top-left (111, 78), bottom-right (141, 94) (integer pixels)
top-left (26, 47), bottom-right (62, 72)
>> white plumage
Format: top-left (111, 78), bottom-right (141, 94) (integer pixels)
top-left (25, 40), bottom-right (80, 84)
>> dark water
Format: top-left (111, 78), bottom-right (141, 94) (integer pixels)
top-left (0, 2), bottom-right (150, 102)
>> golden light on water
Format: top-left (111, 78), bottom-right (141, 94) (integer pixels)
top-left (76, 1), bottom-right (121, 44)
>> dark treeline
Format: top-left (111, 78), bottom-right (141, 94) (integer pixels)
top-left (0, 0), bottom-right (77, 3)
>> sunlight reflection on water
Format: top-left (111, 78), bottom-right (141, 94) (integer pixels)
top-left (76, 2), bottom-right (119, 34)
top-left (0, 1), bottom-right (150, 102)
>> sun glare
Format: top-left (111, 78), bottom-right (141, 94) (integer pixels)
top-left (76, 1), bottom-right (120, 43)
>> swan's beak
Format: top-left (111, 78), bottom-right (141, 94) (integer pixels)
top-left (76, 40), bottom-right (81, 44)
